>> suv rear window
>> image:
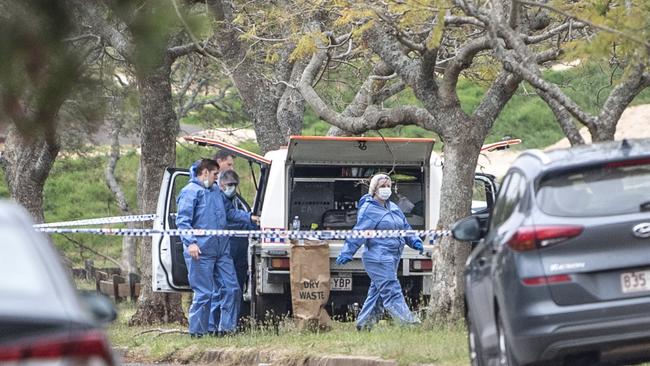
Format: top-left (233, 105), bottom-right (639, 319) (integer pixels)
top-left (536, 161), bottom-right (650, 217)
top-left (0, 225), bottom-right (48, 296)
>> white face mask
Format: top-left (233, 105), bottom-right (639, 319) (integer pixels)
top-left (223, 185), bottom-right (237, 198)
top-left (377, 187), bottom-right (392, 200)
top-left (203, 179), bottom-right (211, 188)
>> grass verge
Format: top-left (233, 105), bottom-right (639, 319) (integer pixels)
top-left (108, 302), bottom-right (468, 366)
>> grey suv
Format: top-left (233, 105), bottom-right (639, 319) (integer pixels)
top-left (452, 139), bottom-right (650, 366)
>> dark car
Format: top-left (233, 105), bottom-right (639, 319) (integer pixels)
top-left (0, 201), bottom-right (117, 365)
top-left (452, 139), bottom-right (650, 366)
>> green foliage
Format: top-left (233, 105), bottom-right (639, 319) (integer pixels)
top-left (552, 0), bottom-right (650, 63)
top-left (110, 1), bottom-right (181, 73)
top-left (289, 32), bottom-right (324, 62)
top-left (40, 151), bottom-right (140, 267)
top-left (4, 62), bottom-right (648, 266)
top-left (0, 0), bottom-right (83, 137)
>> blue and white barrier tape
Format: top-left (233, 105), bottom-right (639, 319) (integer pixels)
top-left (34, 227), bottom-right (451, 241)
top-left (33, 214), bottom-right (158, 228)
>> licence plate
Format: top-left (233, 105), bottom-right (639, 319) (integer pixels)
top-left (621, 270), bottom-right (650, 294)
top-left (330, 273), bottom-right (352, 291)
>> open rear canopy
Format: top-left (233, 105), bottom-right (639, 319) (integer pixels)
top-left (286, 136), bottom-right (435, 166)
top-left (183, 136), bottom-right (271, 165)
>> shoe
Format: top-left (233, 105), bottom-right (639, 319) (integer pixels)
top-left (189, 333), bottom-right (204, 338)
top-left (218, 330), bottom-right (236, 337)
top-left (356, 324), bottom-right (371, 332)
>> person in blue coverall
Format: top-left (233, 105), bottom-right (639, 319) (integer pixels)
top-left (176, 158), bottom-right (259, 337)
top-left (208, 169), bottom-right (258, 332)
top-left (336, 173), bottom-right (423, 330)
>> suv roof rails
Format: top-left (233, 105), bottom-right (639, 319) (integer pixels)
top-left (521, 149), bottom-right (551, 165)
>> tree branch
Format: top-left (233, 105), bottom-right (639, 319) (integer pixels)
top-left (516, 0), bottom-right (650, 49)
top-left (488, 3), bottom-right (597, 126)
top-left (473, 70), bottom-right (521, 126)
top-left (537, 90), bottom-right (585, 146)
top-left (61, 234), bottom-right (123, 270)
top-left (364, 24), bottom-right (436, 104)
top-left (440, 37), bottom-right (491, 101)
top-left (597, 62), bottom-right (649, 133)
top-left (168, 42), bottom-right (200, 58)
top-left (105, 116), bottom-right (131, 213)
top-left (298, 51), bottom-right (435, 134)
top-left (523, 21), bottom-right (586, 44)
top-left (443, 15), bottom-right (485, 28)
top-left (372, 7), bottom-right (426, 52)
top-left (374, 81), bottom-right (406, 103)
top-left (344, 62), bottom-right (393, 118)
top-left (68, 0), bottom-right (134, 60)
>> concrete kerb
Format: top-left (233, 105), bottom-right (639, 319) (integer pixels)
top-left (197, 348), bottom-right (399, 366)
top-left (115, 346), bottom-right (400, 366)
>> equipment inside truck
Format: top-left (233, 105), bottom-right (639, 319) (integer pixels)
top-left (288, 165), bottom-right (425, 230)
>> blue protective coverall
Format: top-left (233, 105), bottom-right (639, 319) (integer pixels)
top-left (176, 172), bottom-right (251, 335)
top-left (209, 193), bottom-right (258, 331)
top-left (339, 194), bottom-right (423, 329)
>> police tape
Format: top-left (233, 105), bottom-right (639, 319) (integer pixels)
top-left (33, 214), bottom-right (158, 228)
top-left (34, 227), bottom-right (452, 242)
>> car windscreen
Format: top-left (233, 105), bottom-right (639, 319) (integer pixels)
top-left (0, 225), bottom-right (50, 297)
top-left (536, 160), bottom-right (650, 217)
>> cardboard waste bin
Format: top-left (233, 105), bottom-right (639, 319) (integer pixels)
top-left (289, 240), bottom-right (332, 331)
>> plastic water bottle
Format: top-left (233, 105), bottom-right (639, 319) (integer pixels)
top-left (292, 216), bottom-right (304, 245)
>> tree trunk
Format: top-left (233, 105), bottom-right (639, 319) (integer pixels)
top-left (592, 126), bottom-right (617, 142)
top-left (129, 57), bottom-right (185, 325)
top-left (430, 119), bottom-right (485, 324)
top-left (1, 126), bottom-right (60, 223)
top-left (105, 113), bottom-right (137, 275)
top-left (230, 70), bottom-right (295, 153)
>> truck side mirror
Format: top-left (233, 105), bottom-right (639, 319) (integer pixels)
top-left (451, 216), bottom-right (483, 242)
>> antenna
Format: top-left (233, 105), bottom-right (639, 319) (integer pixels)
top-left (621, 139), bottom-right (632, 155)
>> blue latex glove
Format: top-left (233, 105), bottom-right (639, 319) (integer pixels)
top-left (335, 254), bottom-right (352, 266)
top-left (413, 241), bottom-right (424, 254)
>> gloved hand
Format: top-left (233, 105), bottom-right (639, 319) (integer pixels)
top-left (413, 241), bottom-right (424, 254)
top-left (335, 254), bottom-right (353, 266)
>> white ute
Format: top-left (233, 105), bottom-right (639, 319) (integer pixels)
top-left (152, 135), bottom-right (498, 319)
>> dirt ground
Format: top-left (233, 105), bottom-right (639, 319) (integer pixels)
top-left (477, 104), bottom-right (650, 177)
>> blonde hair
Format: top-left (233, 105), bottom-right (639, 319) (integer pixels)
top-left (368, 173), bottom-right (391, 196)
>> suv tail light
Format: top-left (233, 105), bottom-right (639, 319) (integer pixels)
top-left (0, 330), bottom-right (114, 365)
top-left (507, 225), bottom-right (583, 251)
top-left (522, 274), bottom-right (572, 286)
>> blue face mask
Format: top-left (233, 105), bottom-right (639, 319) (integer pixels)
top-left (223, 185), bottom-right (237, 198)
top-left (203, 179), bottom-right (210, 188)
